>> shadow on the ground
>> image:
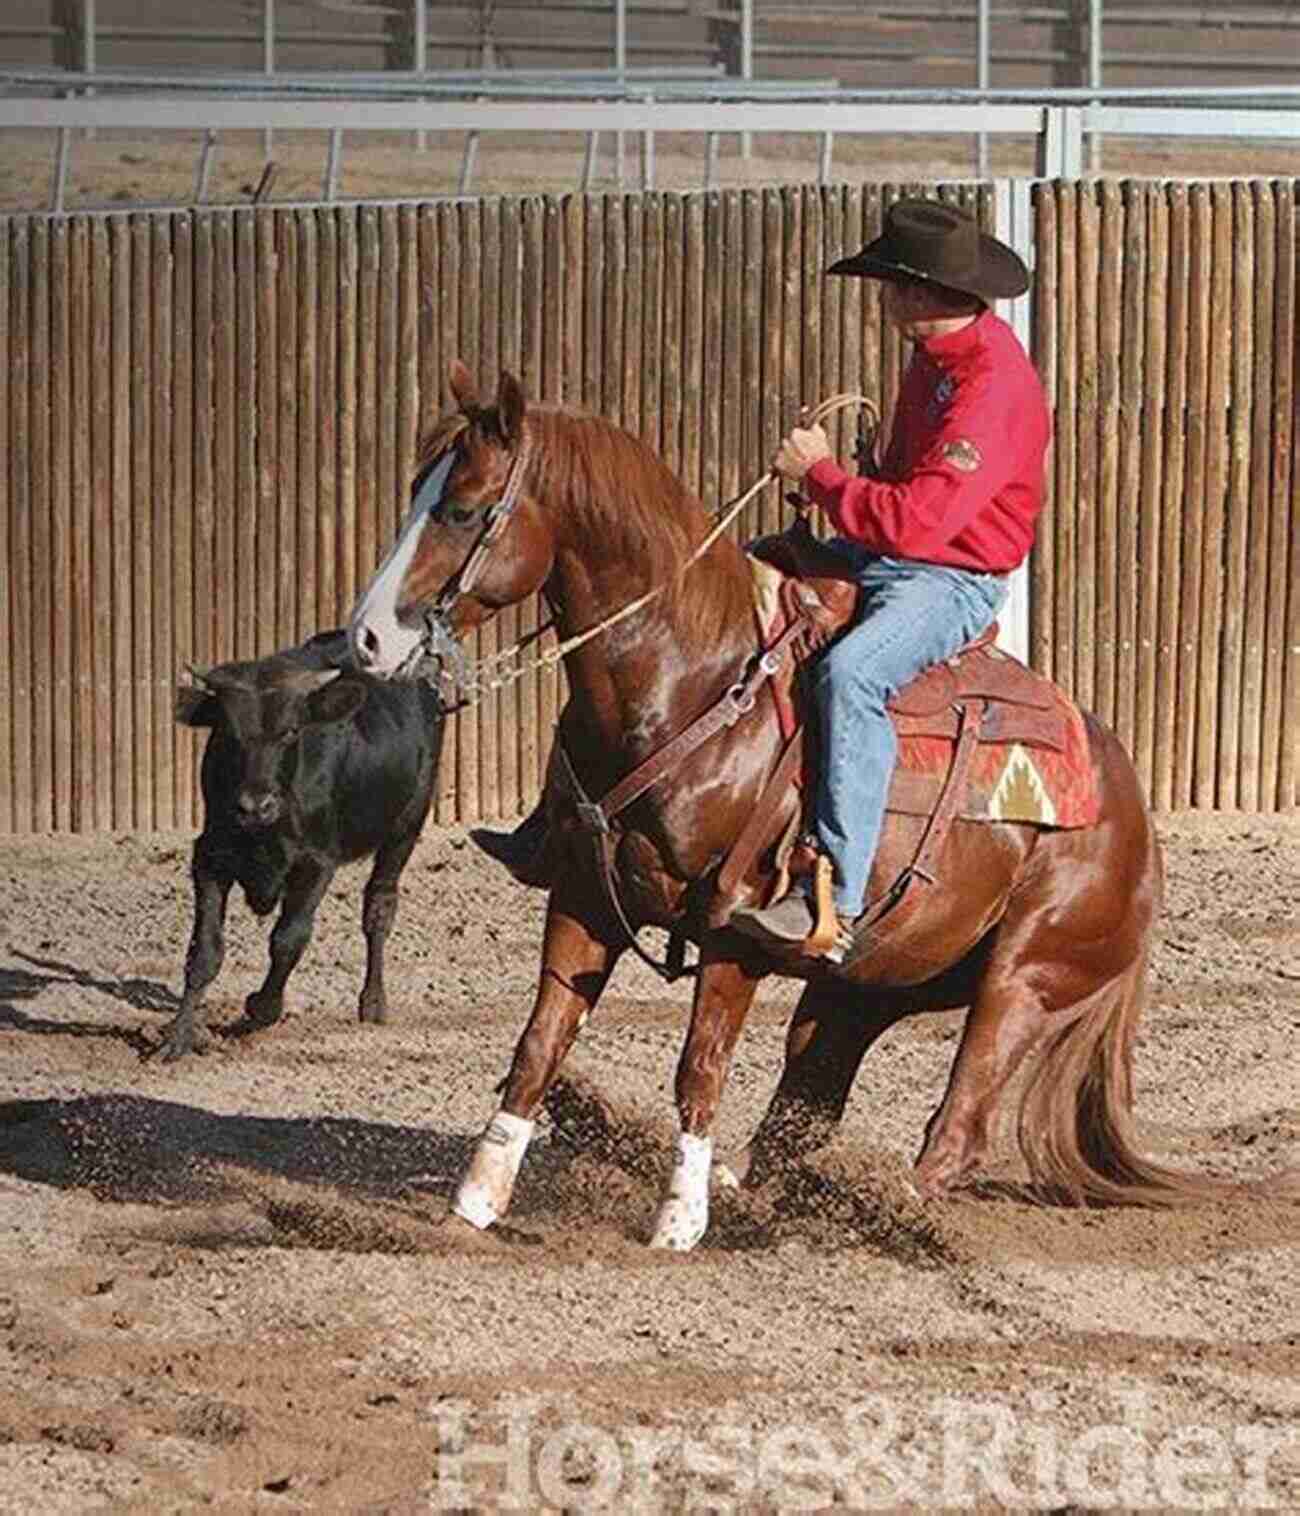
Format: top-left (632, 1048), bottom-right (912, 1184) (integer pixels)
top-left (4, 947), bottom-right (179, 1013)
top-left (0, 1093), bottom-right (470, 1205)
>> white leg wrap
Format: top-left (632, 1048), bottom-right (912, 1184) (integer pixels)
top-left (648, 1131), bottom-right (712, 1251)
top-left (451, 1110), bottom-right (534, 1230)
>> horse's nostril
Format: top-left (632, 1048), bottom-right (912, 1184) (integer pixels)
top-left (352, 624), bottom-right (378, 667)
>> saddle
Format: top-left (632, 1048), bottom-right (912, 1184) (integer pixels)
top-left (747, 524), bottom-right (1073, 756)
top-left (719, 526), bottom-right (1099, 963)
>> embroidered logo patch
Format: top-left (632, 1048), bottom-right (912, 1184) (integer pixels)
top-left (942, 438), bottom-right (982, 473)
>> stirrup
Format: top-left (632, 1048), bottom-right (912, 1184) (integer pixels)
top-left (801, 855), bottom-right (840, 957)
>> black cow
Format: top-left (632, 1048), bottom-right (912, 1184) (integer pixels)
top-left (159, 630), bottom-right (444, 1061)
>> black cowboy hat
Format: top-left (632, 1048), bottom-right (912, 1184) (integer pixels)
top-left (828, 197), bottom-right (1029, 302)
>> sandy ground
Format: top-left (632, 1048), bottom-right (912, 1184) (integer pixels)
top-left (5, 129), bottom-right (1300, 214)
top-left (0, 808), bottom-right (1296, 1512)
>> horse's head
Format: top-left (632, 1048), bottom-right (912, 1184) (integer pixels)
top-left (349, 361), bottom-right (553, 679)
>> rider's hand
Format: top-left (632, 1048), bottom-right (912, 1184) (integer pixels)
top-left (772, 423), bottom-right (832, 482)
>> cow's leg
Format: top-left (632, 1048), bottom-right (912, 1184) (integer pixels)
top-left (720, 978), bottom-right (905, 1188)
top-left (451, 899), bottom-right (621, 1231)
top-left (244, 857), bottom-right (333, 1028)
top-left (160, 851), bottom-right (233, 1061)
top-left (649, 942), bottom-right (764, 1251)
top-left (357, 827), bottom-right (421, 1025)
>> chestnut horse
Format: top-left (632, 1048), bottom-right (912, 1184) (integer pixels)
top-left (349, 363), bottom-right (1218, 1252)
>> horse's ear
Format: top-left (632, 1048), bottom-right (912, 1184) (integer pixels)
top-left (448, 359), bottom-right (479, 414)
top-left (497, 371), bottom-right (526, 446)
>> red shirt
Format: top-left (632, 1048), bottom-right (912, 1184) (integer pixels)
top-left (804, 310), bottom-right (1050, 573)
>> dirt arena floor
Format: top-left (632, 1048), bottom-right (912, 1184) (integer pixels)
top-left (0, 808), bottom-right (1295, 1511)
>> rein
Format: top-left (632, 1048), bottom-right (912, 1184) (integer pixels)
top-left (422, 461), bottom-right (777, 709)
top-left (420, 392), bottom-right (880, 709)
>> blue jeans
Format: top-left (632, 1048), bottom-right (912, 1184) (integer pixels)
top-left (809, 549), bottom-right (1009, 917)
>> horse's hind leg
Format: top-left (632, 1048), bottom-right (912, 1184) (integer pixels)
top-left (914, 774), bottom-right (1160, 1198)
top-left (451, 898), bottom-right (621, 1231)
top-left (721, 978), bottom-right (905, 1189)
top-left (649, 942), bottom-right (764, 1251)
top-left (913, 985), bottom-right (1050, 1196)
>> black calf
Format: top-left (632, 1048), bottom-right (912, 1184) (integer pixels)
top-left (160, 631), bottom-right (444, 1061)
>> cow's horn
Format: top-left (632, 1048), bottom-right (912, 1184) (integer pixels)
top-left (283, 666), bottom-right (343, 692)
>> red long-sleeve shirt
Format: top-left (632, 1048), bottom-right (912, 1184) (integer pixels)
top-left (804, 310), bottom-right (1050, 573)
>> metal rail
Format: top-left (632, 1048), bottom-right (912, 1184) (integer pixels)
top-left (12, 92), bottom-right (1300, 217)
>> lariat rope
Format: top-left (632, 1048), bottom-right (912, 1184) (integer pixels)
top-left (428, 393), bottom-right (880, 708)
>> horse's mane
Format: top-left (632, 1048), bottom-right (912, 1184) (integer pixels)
top-left (417, 404), bottom-right (755, 650)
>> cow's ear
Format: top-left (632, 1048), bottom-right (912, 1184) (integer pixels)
top-left (175, 681), bottom-right (219, 728)
top-left (304, 675), bottom-right (368, 728)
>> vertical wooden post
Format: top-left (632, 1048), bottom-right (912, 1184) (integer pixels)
top-left (315, 208), bottom-right (339, 629)
top-left (149, 215), bottom-right (175, 826)
top-left (1073, 181), bottom-right (1099, 715)
top-left (336, 207), bottom-right (359, 621)
top-left (1114, 181), bottom-right (1146, 763)
top-left (1135, 185), bottom-right (1168, 798)
top-left (1153, 183), bottom-right (1189, 813)
top-left (276, 208), bottom-right (301, 645)
top-left (190, 213), bottom-right (216, 822)
top-left (1193, 184), bottom-right (1232, 809)
top-left (49, 219), bottom-right (74, 830)
top-left (1174, 184), bottom-right (1210, 810)
top-left (297, 208), bottom-right (321, 641)
top-left (1216, 182), bottom-right (1255, 810)
top-left (68, 218), bottom-right (94, 830)
top-left (129, 215), bottom-right (156, 830)
top-left (1053, 182), bottom-right (1078, 704)
top-left (171, 212), bottom-right (195, 825)
top-left (1267, 182), bottom-right (1297, 811)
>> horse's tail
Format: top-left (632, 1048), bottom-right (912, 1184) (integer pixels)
top-left (1015, 946), bottom-right (1271, 1206)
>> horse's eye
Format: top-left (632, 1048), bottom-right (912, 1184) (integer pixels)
top-left (445, 501), bottom-right (480, 527)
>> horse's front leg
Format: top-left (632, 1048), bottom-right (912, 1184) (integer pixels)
top-left (452, 897), bottom-right (621, 1231)
top-left (650, 941), bottom-right (763, 1252)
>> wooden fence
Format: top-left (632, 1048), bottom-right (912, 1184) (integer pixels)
top-left (1033, 179), bottom-right (1297, 815)
top-left (1, 178), bottom-right (1296, 834)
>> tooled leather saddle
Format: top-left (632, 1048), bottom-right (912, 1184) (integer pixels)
top-left (711, 522), bottom-right (1096, 960)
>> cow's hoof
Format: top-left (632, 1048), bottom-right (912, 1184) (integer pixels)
top-left (357, 999), bottom-right (389, 1026)
top-left (648, 1197), bottom-right (708, 1252)
top-left (157, 1023), bottom-right (206, 1062)
top-left (243, 992), bottom-right (284, 1027)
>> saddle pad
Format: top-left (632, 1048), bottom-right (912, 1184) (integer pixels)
top-left (892, 692), bottom-right (1100, 829)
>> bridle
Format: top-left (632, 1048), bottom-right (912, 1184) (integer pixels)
top-left (427, 429), bottom-right (534, 623)
top-left (408, 427), bottom-right (534, 691)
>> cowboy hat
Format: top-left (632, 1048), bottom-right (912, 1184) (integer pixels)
top-left (827, 197), bottom-right (1029, 302)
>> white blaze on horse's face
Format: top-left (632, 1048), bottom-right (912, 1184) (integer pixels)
top-left (349, 454), bottom-right (455, 677)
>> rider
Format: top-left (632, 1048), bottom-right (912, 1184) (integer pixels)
top-left (474, 197), bottom-right (1051, 965)
top-left (729, 196), bottom-right (1050, 961)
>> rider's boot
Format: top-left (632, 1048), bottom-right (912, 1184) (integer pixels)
top-left (470, 801), bottom-right (553, 888)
